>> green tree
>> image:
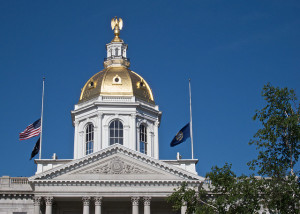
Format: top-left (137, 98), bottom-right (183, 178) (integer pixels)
top-left (248, 83), bottom-right (300, 213)
top-left (259, 175), bottom-right (300, 214)
top-left (167, 164), bottom-right (262, 214)
top-left (248, 83), bottom-right (300, 176)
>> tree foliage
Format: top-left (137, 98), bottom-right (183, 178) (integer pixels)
top-left (167, 164), bottom-right (262, 214)
top-left (248, 83), bottom-right (300, 176)
top-left (168, 84), bottom-right (300, 214)
top-left (259, 175), bottom-right (300, 213)
top-left (248, 84), bottom-right (300, 213)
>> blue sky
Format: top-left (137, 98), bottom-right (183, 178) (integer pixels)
top-left (0, 1), bottom-right (299, 177)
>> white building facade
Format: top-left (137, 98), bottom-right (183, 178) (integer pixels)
top-left (0, 18), bottom-right (203, 214)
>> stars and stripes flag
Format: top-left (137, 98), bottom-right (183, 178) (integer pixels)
top-left (19, 119), bottom-right (41, 141)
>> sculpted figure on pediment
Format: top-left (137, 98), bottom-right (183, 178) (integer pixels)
top-left (83, 157), bottom-right (149, 175)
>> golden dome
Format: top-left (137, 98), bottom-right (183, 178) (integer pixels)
top-left (79, 66), bottom-right (154, 104)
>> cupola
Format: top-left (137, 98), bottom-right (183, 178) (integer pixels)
top-left (72, 17), bottom-right (161, 160)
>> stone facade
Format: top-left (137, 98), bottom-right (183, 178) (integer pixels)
top-left (0, 144), bottom-right (202, 214)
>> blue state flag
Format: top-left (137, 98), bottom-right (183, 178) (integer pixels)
top-left (170, 123), bottom-right (190, 147)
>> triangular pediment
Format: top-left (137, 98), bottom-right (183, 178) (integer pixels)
top-left (29, 144), bottom-right (204, 183)
top-left (53, 154), bottom-right (178, 181)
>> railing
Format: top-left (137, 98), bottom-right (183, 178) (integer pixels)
top-left (10, 177), bottom-right (29, 185)
top-left (104, 57), bottom-right (130, 62)
top-left (102, 96), bottom-right (133, 102)
top-left (0, 176), bottom-right (29, 187)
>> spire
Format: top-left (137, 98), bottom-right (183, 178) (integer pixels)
top-left (104, 17), bottom-right (130, 68)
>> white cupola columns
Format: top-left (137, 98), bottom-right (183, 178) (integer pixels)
top-left (106, 42), bottom-right (128, 60)
top-left (103, 41), bottom-right (130, 68)
top-left (72, 99), bottom-right (161, 160)
top-left (106, 41), bottom-right (128, 60)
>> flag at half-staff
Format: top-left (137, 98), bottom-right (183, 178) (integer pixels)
top-left (170, 123), bottom-right (191, 147)
top-left (30, 138), bottom-right (40, 160)
top-left (169, 79), bottom-right (195, 159)
top-left (19, 119), bottom-right (41, 141)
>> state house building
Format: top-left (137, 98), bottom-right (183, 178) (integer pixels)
top-left (0, 18), bottom-right (204, 214)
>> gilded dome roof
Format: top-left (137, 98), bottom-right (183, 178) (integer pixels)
top-left (79, 17), bottom-right (154, 104)
top-left (79, 66), bottom-right (154, 104)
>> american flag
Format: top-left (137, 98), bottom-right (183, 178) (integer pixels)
top-left (19, 119), bottom-right (41, 141)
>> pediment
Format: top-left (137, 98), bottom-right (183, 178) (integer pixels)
top-left (54, 154), bottom-right (176, 181)
top-left (29, 144), bottom-right (204, 183)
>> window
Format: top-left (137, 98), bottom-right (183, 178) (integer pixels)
top-left (109, 120), bottom-right (123, 145)
top-left (140, 124), bottom-right (147, 154)
top-left (85, 123), bottom-right (94, 155)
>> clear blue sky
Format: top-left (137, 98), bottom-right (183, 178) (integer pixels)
top-left (0, 1), bottom-right (299, 177)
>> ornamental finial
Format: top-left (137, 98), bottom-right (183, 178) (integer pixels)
top-left (111, 16), bottom-right (123, 42)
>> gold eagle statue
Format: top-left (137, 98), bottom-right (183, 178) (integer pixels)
top-left (111, 17), bottom-right (123, 42)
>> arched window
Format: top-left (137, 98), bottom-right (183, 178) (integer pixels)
top-left (140, 124), bottom-right (147, 154)
top-left (85, 123), bottom-right (94, 155)
top-left (109, 120), bottom-right (123, 145)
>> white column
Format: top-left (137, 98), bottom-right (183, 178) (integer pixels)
top-left (154, 121), bottom-right (159, 159)
top-left (131, 114), bottom-right (137, 150)
top-left (94, 196), bottom-right (102, 214)
top-left (82, 197), bottom-right (91, 214)
top-left (74, 121), bottom-right (79, 159)
top-left (150, 131), bottom-right (154, 158)
top-left (124, 125), bottom-right (130, 148)
top-left (98, 113), bottom-right (103, 151)
top-left (181, 201), bottom-right (187, 214)
top-left (136, 126), bottom-right (140, 152)
top-left (143, 197), bottom-right (151, 214)
top-left (104, 124), bottom-right (109, 148)
top-left (131, 197), bottom-right (139, 214)
top-left (45, 196), bottom-right (53, 214)
top-left (79, 130), bottom-right (84, 158)
top-left (33, 196), bottom-right (41, 214)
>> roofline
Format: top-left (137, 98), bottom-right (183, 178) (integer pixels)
top-left (29, 144), bottom-right (204, 181)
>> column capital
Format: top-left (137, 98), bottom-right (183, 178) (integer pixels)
top-left (143, 197), bottom-right (151, 206)
top-left (82, 196), bottom-right (91, 206)
top-left (131, 196), bottom-right (140, 206)
top-left (94, 196), bottom-right (102, 206)
top-left (45, 196), bottom-right (54, 206)
top-left (33, 196), bottom-right (42, 206)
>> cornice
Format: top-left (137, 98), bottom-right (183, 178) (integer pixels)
top-left (72, 100), bottom-right (160, 117)
top-left (30, 179), bottom-right (202, 186)
top-left (0, 192), bottom-right (34, 199)
top-left (34, 159), bottom-right (72, 164)
top-left (72, 102), bottom-right (140, 115)
top-left (163, 159), bottom-right (199, 164)
top-left (29, 144), bottom-right (204, 182)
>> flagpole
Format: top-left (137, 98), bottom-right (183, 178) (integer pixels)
top-left (189, 79), bottom-right (194, 159)
top-left (39, 77), bottom-right (45, 159)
